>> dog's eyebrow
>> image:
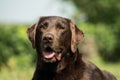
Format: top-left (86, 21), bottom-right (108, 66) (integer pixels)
top-left (40, 22), bottom-right (48, 26)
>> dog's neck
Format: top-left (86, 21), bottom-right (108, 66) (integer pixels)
top-left (33, 49), bottom-right (83, 80)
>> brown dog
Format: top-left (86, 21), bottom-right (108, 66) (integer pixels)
top-left (27, 16), bottom-right (117, 80)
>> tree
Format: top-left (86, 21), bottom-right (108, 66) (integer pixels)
top-left (63, 0), bottom-right (120, 24)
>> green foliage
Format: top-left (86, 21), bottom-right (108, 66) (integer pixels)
top-left (0, 24), bottom-right (35, 67)
top-left (78, 23), bottom-right (119, 62)
top-left (94, 24), bottom-right (117, 61)
top-left (64, 0), bottom-right (120, 24)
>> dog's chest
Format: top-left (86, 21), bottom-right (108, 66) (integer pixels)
top-left (53, 68), bottom-right (84, 80)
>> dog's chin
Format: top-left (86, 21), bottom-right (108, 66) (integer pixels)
top-left (42, 51), bottom-right (62, 63)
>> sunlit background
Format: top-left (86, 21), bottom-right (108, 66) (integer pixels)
top-left (0, 0), bottom-right (120, 80)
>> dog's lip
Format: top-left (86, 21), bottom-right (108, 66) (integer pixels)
top-left (43, 51), bottom-right (56, 59)
top-left (42, 51), bottom-right (62, 62)
top-left (42, 46), bottom-right (62, 60)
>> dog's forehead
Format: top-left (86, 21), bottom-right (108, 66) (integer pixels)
top-left (39, 16), bottom-right (68, 24)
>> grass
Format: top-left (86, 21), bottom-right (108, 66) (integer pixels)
top-left (0, 54), bottom-right (120, 80)
top-left (0, 54), bottom-right (34, 80)
top-left (0, 67), bottom-right (34, 80)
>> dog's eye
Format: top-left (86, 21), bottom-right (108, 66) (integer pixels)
top-left (57, 23), bottom-right (65, 30)
top-left (40, 22), bottom-right (48, 29)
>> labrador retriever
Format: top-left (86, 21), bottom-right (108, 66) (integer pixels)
top-left (27, 16), bottom-right (117, 80)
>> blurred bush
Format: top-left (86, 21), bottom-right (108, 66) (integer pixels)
top-left (78, 22), bottom-right (120, 62)
top-left (0, 24), bottom-right (35, 68)
top-left (63, 0), bottom-right (120, 24)
top-left (94, 24), bottom-right (116, 61)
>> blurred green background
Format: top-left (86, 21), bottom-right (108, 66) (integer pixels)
top-left (0, 0), bottom-right (120, 80)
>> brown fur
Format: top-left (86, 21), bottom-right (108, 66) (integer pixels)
top-left (27, 16), bottom-right (117, 80)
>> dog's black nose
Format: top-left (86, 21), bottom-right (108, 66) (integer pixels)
top-left (43, 33), bottom-right (54, 43)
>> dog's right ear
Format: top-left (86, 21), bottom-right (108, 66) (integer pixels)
top-left (69, 20), bottom-right (84, 53)
top-left (27, 23), bottom-right (38, 48)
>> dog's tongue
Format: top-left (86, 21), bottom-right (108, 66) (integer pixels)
top-left (43, 52), bottom-right (55, 59)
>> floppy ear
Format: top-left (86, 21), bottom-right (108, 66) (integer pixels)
top-left (27, 23), bottom-right (38, 48)
top-left (70, 20), bottom-right (84, 53)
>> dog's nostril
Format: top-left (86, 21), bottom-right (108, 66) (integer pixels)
top-left (43, 34), bottom-right (54, 42)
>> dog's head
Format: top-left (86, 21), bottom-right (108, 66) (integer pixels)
top-left (27, 16), bottom-right (84, 63)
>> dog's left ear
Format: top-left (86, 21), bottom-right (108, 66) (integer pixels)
top-left (69, 20), bottom-right (84, 53)
top-left (27, 23), bottom-right (38, 48)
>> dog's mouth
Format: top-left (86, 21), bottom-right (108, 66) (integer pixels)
top-left (42, 46), bottom-right (62, 63)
